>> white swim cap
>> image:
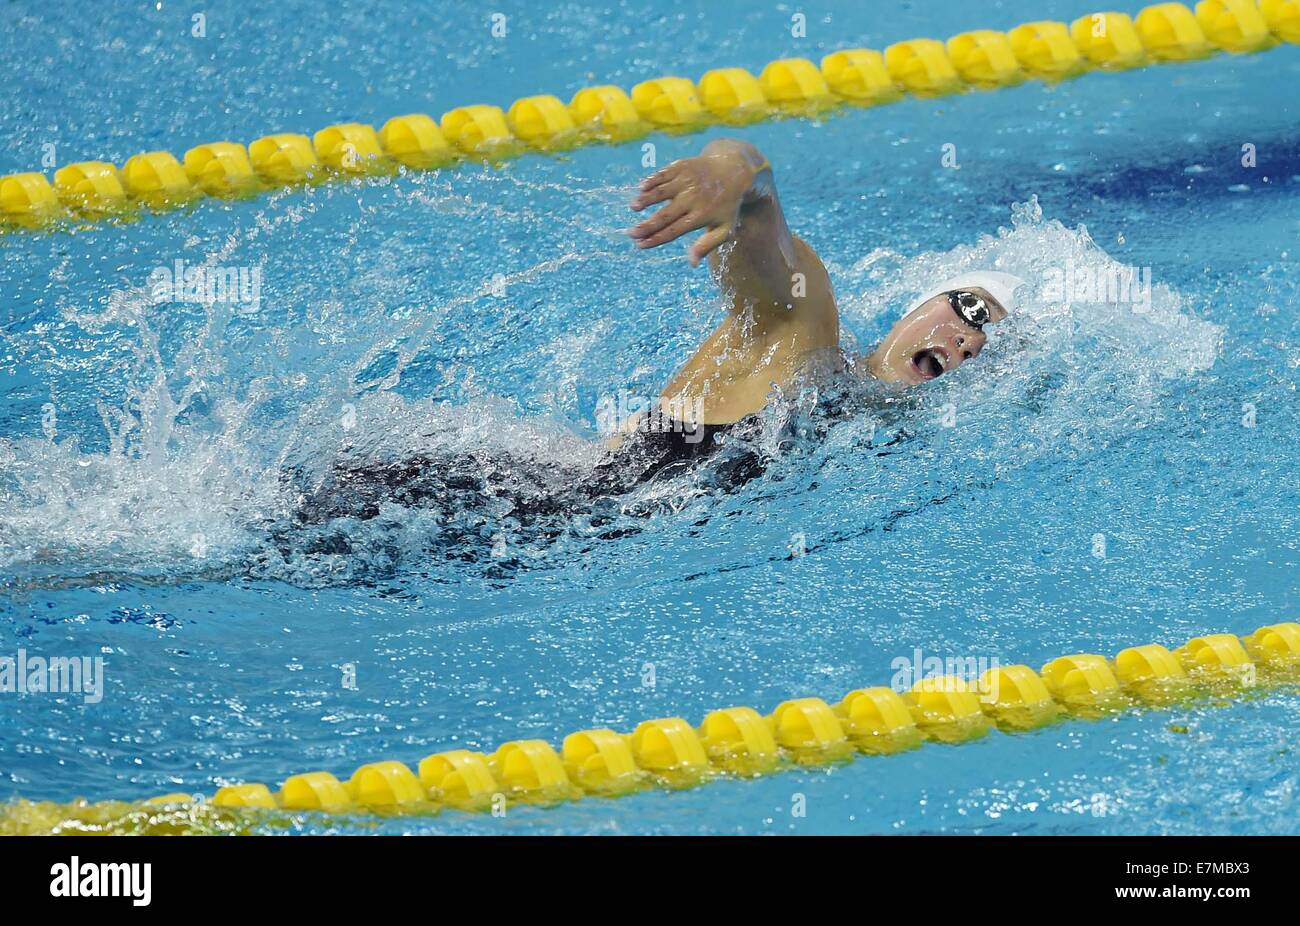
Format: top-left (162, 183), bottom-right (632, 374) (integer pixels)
top-left (902, 271), bottom-right (1026, 319)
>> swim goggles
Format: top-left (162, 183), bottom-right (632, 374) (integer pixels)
top-left (947, 290), bottom-right (993, 330)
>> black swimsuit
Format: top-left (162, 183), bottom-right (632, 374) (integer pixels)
top-left (590, 410), bottom-right (744, 485)
top-left (291, 408), bottom-right (765, 528)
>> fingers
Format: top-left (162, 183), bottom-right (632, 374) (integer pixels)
top-left (627, 158), bottom-right (730, 260)
top-left (629, 200), bottom-right (690, 244)
top-left (636, 211), bottom-right (702, 250)
top-left (688, 225), bottom-right (731, 267)
top-left (629, 180), bottom-right (677, 212)
top-left (630, 162), bottom-right (688, 210)
top-left (639, 163), bottom-right (680, 192)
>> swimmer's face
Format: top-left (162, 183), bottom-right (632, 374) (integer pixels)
top-left (866, 287), bottom-right (1008, 386)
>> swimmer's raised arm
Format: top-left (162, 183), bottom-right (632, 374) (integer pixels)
top-left (628, 139), bottom-right (802, 310)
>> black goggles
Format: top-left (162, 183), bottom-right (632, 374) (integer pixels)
top-left (947, 290), bottom-right (993, 330)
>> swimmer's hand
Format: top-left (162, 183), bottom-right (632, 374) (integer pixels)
top-left (628, 139), bottom-right (773, 267)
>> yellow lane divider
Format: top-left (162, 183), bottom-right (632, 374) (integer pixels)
top-left (3, 622), bottom-right (1296, 834)
top-left (2, 1), bottom-right (1297, 232)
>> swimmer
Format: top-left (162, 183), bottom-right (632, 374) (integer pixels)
top-left (295, 138), bottom-right (1028, 530)
top-left (617, 137), bottom-right (1024, 456)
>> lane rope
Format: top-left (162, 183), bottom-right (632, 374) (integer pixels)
top-left (2, 1), bottom-right (1297, 232)
top-left (4, 623), bottom-right (1297, 831)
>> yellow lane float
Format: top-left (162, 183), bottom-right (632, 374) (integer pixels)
top-left (249, 132), bottom-right (320, 184)
top-left (379, 113), bottom-right (456, 169)
top-left (4, 2), bottom-right (1294, 232)
top-left (53, 161), bottom-right (128, 214)
top-left (183, 142), bottom-right (257, 195)
top-left (1, 622), bottom-right (1296, 832)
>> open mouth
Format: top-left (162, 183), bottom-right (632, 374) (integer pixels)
top-left (910, 347), bottom-right (949, 381)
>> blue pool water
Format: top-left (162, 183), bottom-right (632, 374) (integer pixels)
top-left (1, 0), bottom-right (1298, 834)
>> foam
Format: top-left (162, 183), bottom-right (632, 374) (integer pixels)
top-left (0, 198), bottom-right (1222, 588)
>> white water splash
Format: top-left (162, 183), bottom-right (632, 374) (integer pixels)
top-left (0, 198), bottom-right (1221, 585)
